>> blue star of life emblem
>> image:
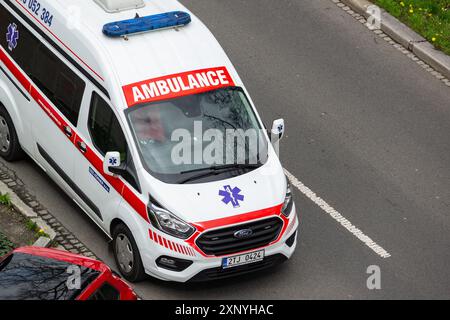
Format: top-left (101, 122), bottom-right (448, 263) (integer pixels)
top-left (219, 185), bottom-right (244, 208)
top-left (6, 23), bottom-right (19, 52)
top-left (278, 124), bottom-right (284, 133)
top-left (109, 157), bottom-right (118, 166)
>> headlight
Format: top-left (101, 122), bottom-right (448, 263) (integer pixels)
top-left (281, 178), bottom-right (293, 217)
top-left (148, 199), bottom-right (195, 239)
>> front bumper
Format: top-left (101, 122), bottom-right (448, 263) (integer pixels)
top-left (141, 203), bottom-right (299, 283)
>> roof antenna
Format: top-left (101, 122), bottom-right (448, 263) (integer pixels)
top-left (135, 13), bottom-right (140, 19)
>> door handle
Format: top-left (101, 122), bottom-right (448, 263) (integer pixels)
top-left (63, 126), bottom-right (72, 138)
top-left (77, 141), bottom-right (87, 153)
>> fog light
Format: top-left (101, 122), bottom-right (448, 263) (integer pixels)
top-left (285, 231), bottom-right (297, 248)
top-left (156, 256), bottom-right (193, 272)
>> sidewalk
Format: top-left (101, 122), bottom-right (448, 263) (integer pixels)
top-left (0, 199), bottom-right (43, 255)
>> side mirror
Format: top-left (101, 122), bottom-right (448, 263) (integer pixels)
top-left (270, 119), bottom-right (285, 142)
top-left (104, 151), bottom-right (121, 177)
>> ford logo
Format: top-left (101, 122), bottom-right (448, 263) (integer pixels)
top-left (234, 229), bottom-right (253, 239)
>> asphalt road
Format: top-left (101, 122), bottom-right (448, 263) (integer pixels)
top-left (4, 0), bottom-right (450, 299)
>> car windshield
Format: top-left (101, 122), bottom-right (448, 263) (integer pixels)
top-left (126, 87), bottom-right (268, 184)
top-left (0, 253), bottom-right (100, 300)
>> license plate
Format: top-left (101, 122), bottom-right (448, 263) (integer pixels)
top-left (222, 250), bottom-right (265, 269)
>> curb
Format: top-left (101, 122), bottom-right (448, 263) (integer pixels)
top-left (0, 160), bottom-right (97, 257)
top-left (340, 0), bottom-right (450, 80)
top-left (0, 180), bottom-right (54, 247)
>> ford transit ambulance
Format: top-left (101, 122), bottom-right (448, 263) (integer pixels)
top-left (0, 0), bottom-right (298, 282)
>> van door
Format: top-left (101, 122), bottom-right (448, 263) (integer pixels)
top-left (72, 91), bottom-right (141, 232)
top-left (0, 6), bottom-right (39, 155)
top-left (30, 43), bottom-right (85, 194)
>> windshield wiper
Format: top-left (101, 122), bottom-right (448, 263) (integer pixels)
top-left (178, 163), bottom-right (261, 184)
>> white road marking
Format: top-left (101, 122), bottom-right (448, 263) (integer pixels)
top-left (284, 169), bottom-right (391, 258)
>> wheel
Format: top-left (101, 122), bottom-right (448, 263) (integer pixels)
top-left (112, 223), bottom-right (147, 282)
top-left (0, 104), bottom-right (24, 161)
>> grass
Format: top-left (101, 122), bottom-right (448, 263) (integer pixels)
top-left (0, 231), bottom-right (15, 256)
top-left (374, 0), bottom-right (450, 55)
top-left (26, 219), bottom-right (48, 238)
top-left (0, 193), bottom-right (11, 207)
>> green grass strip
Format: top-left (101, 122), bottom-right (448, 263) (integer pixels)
top-left (0, 231), bottom-right (15, 257)
top-left (375, 0), bottom-right (450, 55)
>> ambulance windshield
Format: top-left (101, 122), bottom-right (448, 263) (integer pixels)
top-left (126, 87), bottom-right (268, 184)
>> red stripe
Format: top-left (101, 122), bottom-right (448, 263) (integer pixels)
top-left (275, 215), bottom-right (289, 243)
top-left (148, 230), bottom-right (153, 240)
top-left (155, 233), bottom-right (160, 244)
top-left (192, 204), bottom-right (283, 232)
top-left (0, 49), bottom-right (30, 91)
top-left (14, 0), bottom-right (104, 81)
top-left (31, 87), bottom-right (67, 131)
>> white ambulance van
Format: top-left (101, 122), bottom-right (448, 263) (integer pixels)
top-left (0, 0), bottom-right (298, 282)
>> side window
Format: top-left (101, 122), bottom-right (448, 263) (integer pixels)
top-left (0, 6), bottom-right (39, 75)
top-left (87, 282), bottom-right (120, 300)
top-left (88, 92), bottom-right (140, 192)
top-left (88, 92), bottom-right (127, 160)
top-left (0, 6), bottom-right (85, 125)
top-left (31, 44), bottom-right (85, 126)
top-left (31, 45), bottom-right (58, 97)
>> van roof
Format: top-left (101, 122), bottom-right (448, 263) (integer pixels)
top-left (50, 0), bottom-right (242, 109)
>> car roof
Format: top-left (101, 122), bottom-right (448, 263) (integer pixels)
top-left (13, 246), bottom-right (109, 272)
top-left (52, 0), bottom-right (242, 110)
top-left (0, 249), bottom-right (102, 300)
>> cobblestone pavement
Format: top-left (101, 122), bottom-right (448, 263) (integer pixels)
top-left (0, 160), bottom-right (97, 259)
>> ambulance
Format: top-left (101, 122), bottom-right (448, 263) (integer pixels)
top-left (0, 0), bottom-right (298, 282)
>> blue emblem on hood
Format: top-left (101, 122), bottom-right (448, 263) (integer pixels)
top-left (219, 185), bottom-right (244, 208)
top-left (6, 23), bottom-right (19, 51)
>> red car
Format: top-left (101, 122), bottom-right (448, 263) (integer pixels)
top-left (0, 247), bottom-right (137, 300)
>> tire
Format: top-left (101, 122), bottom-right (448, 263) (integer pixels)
top-left (112, 223), bottom-right (147, 283)
top-left (0, 104), bottom-right (24, 161)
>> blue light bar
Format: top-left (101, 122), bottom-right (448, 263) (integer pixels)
top-left (103, 11), bottom-right (191, 38)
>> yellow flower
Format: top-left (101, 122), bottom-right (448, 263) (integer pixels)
top-left (400, 2), bottom-right (405, 7)
top-left (409, 9), bottom-right (414, 13)
top-left (432, 37), bottom-right (436, 42)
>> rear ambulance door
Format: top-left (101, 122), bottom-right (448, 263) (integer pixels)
top-left (72, 90), bottom-right (141, 230)
top-left (0, 6), bottom-right (38, 154)
top-left (29, 42), bottom-right (85, 197)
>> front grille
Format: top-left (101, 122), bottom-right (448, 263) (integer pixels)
top-left (189, 254), bottom-right (287, 282)
top-left (196, 217), bottom-right (283, 256)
